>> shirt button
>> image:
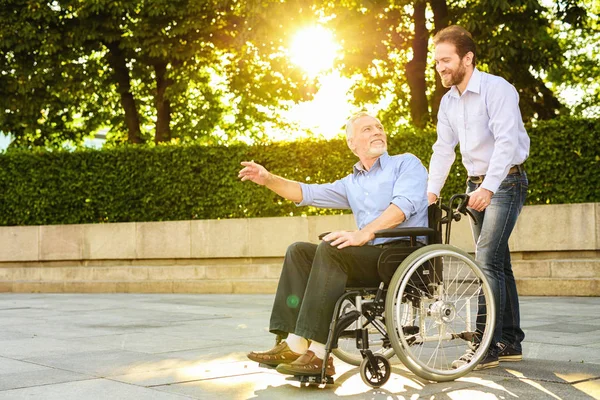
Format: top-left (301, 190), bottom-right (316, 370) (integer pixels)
top-left (365, 192), bottom-right (369, 196)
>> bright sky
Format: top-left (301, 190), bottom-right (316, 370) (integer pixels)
top-left (280, 26), bottom-right (355, 141)
top-left (275, 25), bottom-right (395, 141)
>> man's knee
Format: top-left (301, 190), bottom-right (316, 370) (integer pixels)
top-left (316, 240), bottom-right (338, 255)
top-left (285, 241), bottom-right (315, 257)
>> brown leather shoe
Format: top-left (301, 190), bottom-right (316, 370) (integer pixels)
top-left (275, 350), bottom-right (336, 376)
top-left (247, 341), bottom-right (302, 367)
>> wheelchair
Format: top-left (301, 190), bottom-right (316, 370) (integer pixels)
top-left (294, 194), bottom-right (496, 387)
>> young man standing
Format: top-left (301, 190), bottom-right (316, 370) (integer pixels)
top-left (427, 25), bottom-right (530, 369)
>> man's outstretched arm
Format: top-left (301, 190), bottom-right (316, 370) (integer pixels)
top-left (238, 161), bottom-right (303, 203)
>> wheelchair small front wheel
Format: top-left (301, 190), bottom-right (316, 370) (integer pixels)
top-left (332, 299), bottom-right (395, 366)
top-left (359, 354), bottom-right (391, 388)
top-left (385, 244), bottom-right (496, 382)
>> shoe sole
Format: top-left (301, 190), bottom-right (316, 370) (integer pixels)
top-left (474, 360), bottom-right (499, 370)
top-left (499, 355), bottom-right (523, 362)
top-left (276, 363), bottom-right (336, 376)
top-left (257, 362), bottom-right (278, 369)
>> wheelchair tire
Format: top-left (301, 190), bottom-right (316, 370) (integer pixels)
top-left (360, 354), bottom-right (391, 388)
top-left (332, 299), bottom-right (395, 366)
top-left (384, 244), bottom-right (496, 382)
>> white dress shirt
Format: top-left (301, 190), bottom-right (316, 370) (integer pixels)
top-left (427, 68), bottom-right (530, 195)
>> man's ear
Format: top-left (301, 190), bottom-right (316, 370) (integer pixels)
top-left (347, 137), bottom-right (355, 152)
top-left (464, 51), bottom-right (474, 66)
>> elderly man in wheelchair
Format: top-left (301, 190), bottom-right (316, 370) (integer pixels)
top-left (238, 112), bottom-right (495, 387)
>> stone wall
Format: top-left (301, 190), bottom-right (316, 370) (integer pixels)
top-left (1, 203), bottom-right (598, 295)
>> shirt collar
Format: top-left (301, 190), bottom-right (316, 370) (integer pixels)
top-left (353, 152), bottom-right (390, 175)
top-left (448, 67), bottom-right (481, 98)
top-left (466, 68), bottom-right (482, 94)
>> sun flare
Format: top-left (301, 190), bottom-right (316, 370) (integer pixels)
top-left (290, 26), bottom-right (340, 77)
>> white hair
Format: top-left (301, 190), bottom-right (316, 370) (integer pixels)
top-left (345, 111), bottom-right (379, 139)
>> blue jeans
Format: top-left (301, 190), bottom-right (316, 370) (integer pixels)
top-left (468, 172), bottom-right (528, 352)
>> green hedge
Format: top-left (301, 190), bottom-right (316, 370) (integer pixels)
top-left (0, 116), bottom-right (597, 226)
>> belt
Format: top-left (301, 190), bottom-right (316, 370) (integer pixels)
top-left (468, 165), bottom-right (524, 184)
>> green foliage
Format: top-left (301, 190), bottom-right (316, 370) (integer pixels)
top-left (526, 117), bottom-right (600, 204)
top-left (0, 0), bottom-right (312, 147)
top-left (0, 117), bottom-right (596, 226)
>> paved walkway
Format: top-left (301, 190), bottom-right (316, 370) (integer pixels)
top-left (0, 294), bottom-right (599, 399)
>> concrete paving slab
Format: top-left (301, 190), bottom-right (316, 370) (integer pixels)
top-left (108, 359), bottom-right (268, 387)
top-left (0, 378), bottom-right (194, 400)
top-left (23, 349), bottom-right (179, 377)
top-left (75, 333), bottom-right (227, 354)
top-left (527, 323), bottom-right (600, 334)
top-left (1, 294), bottom-right (600, 400)
top-left (476, 359), bottom-right (600, 383)
top-left (0, 358), bottom-right (47, 375)
top-left (0, 337), bottom-right (118, 359)
top-left (520, 328), bottom-right (600, 347)
top-left (484, 374), bottom-right (599, 399)
top-left (150, 368), bottom-right (510, 400)
top-left (0, 367), bottom-right (91, 391)
top-left (523, 342), bottom-right (600, 363)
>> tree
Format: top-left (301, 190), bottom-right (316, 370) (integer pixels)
top-left (321, 0), bottom-right (596, 127)
top-left (0, 0), bottom-right (312, 148)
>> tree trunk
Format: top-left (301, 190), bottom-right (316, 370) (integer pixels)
top-left (429, 0), bottom-right (449, 124)
top-left (154, 62), bottom-right (172, 144)
top-left (104, 41), bottom-right (144, 144)
top-left (405, 0), bottom-right (429, 128)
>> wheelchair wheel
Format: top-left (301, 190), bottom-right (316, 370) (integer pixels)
top-left (360, 354), bottom-right (391, 388)
top-left (385, 244), bottom-right (496, 382)
top-left (332, 299), bottom-right (395, 366)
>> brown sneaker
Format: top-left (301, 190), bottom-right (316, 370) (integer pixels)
top-left (275, 350), bottom-right (336, 376)
top-left (247, 341), bottom-right (302, 367)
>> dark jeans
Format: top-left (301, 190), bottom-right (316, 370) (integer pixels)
top-left (269, 240), bottom-right (411, 344)
top-left (469, 172), bottom-right (528, 352)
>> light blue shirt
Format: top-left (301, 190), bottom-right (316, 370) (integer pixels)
top-left (297, 152), bottom-right (429, 245)
top-left (428, 68), bottom-right (530, 195)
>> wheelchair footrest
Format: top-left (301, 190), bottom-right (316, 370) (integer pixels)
top-left (286, 375), bottom-right (334, 385)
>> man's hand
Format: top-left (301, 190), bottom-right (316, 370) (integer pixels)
top-left (427, 192), bottom-right (438, 205)
top-left (323, 230), bottom-right (373, 249)
top-left (468, 187), bottom-right (493, 212)
top-left (239, 161), bottom-right (270, 186)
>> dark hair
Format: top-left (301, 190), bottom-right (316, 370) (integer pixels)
top-left (433, 25), bottom-right (477, 65)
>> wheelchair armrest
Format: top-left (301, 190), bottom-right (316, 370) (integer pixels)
top-left (320, 228), bottom-right (433, 240)
top-left (374, 227), bottom-right (435, 238)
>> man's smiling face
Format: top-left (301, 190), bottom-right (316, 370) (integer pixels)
top-left (347, 115), bottom-right (387, 159)
top-left (434, 41), bottom-right (470, 88)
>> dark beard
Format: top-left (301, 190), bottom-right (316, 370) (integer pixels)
top-left (441, 63), bottom-right (467, 88)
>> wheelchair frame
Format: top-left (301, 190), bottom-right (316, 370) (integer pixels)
top-left (297, 194), bottom-right (496, 387)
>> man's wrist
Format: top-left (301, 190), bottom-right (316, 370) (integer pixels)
top-left (360, 229), bottom-right (376, 241)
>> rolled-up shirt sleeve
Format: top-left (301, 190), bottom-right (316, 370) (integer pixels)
top-left (296, 178), bottom-right (351, 209)
top-left (391, 155), bottom-right (428, 222)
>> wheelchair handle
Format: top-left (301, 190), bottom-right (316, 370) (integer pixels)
top-left (448, 194), bottom-right (477, 226)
